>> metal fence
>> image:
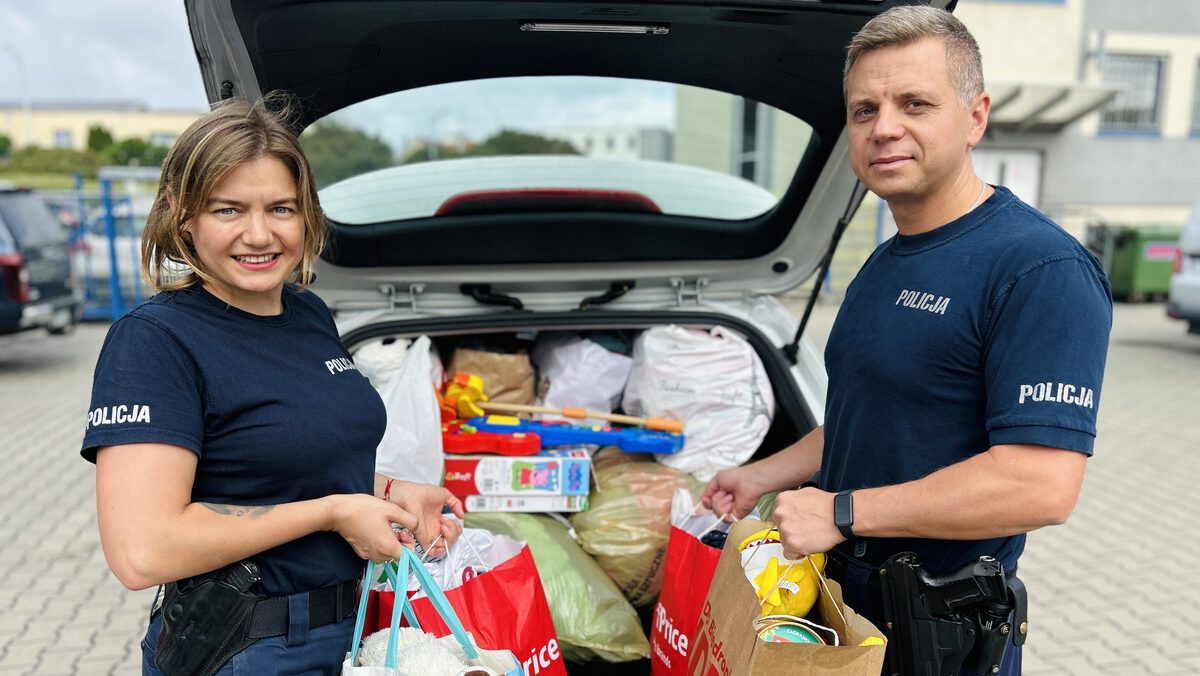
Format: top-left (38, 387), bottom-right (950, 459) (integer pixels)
top-left (42, 177), bottom-right (153, 322)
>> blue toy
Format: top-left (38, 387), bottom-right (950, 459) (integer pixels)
top-left (466, 415), bottom-right (685, 454)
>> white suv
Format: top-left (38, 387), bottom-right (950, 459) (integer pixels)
top-left (1168, 196), bottom-right (1200, 335)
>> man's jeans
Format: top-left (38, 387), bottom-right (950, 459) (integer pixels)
top-left (141, 595), bottom-right (356, 676)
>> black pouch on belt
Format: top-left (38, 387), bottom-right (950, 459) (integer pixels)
top-left (154, 560), bottom-right (263, 676)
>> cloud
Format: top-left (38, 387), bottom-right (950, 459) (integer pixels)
top-left (0, 0), bottom-right (207, 110)
top-left (331, 76), bottom-right (676, 153)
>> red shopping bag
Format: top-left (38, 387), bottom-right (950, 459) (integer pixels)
top-left (372, 542), bottom-right (567, 676)
top-left (650, 524), bottom-right (724, 676)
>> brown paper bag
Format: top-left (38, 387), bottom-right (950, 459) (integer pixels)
top-left (448, 348), bottom-right (536, 405)
top-left (687, 519), bottom-right (886, 676)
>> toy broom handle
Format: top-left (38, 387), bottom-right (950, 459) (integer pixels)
top-left (477, 401), bottom-right (684, 434)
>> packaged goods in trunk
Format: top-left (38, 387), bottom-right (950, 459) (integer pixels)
top-left (465, 494), bottom-right (590, 513)
top-left (443, 449), bottom-right (592, 500)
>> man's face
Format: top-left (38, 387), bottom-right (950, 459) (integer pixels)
top-left (845, 36), bottom-right (987, 206)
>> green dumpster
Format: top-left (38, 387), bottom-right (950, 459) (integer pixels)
top-left (1104, 225), bottom-right (1181, 300)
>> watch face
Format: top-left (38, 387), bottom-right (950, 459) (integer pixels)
top-left (835, 491), bottom-right (853, 526)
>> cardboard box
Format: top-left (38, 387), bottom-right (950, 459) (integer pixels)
top-left (464, 494), bottom-right (590, 513)
top-left (443, 449), bottom-right (591, 499)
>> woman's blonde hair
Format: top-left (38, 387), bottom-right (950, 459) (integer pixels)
top-left (141, 93), bottom-right (325, 292)
top-left (843, 6), bottom-right (984, 109)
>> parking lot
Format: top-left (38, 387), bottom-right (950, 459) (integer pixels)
top-left (0, 298), bottom-right (1197, 674)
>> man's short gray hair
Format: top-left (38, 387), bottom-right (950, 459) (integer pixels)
top-left (843, 5), bottom-right (984, 109)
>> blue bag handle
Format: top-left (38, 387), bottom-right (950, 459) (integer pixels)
top-left (347, 560), bottom-right (374, 666)
top-left (390, 547), bottom-right (481, 661)
top-left (346, 558), bottom-right (424, 668)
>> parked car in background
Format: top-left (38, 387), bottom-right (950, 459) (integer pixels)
top-left (1167, 196), bottom-right (1200, 335)
top-left (0, 182), bottom-right (80, 336)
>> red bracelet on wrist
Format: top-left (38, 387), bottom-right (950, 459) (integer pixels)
top-left (383, 478), bottom-right (394, 501)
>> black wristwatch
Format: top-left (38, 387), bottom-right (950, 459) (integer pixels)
top-left (834, 489), bottom-right (856, 540)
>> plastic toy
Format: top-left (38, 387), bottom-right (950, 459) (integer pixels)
top-left (439, 372), bottom-right (488, 422)
top-left (466, 415), bottom-right (684, 454)
top-left (738, 527), bottom-right (827, 618)
top-left (439, 371), bottom-right (685, 433)
top-left (441, 421), bottom-right (541, 456)
top-left (479, 400), bottom-right (684, 433)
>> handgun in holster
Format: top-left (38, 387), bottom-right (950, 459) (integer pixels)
top-left (877, 552), bottom-right (1028, 676)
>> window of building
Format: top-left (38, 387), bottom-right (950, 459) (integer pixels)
top-left (149, 132), bottom-right (178, 147)
top-left (1192, 59), bottom-right (1200, 136)
top-left (53, 129), bottom-right (73, 149)
top-left (1100, 54), bottom-right (1164, 134)
top-left (733, 98), bottom-right (772, 186)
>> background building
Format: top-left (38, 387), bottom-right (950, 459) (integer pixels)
top-left (0, 100), bottom-right (200, 152)
top-left (544, 126), bottom-right (673, 162)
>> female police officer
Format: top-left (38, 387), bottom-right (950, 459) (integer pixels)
top-left (81, 95), bottom-right (463, 674)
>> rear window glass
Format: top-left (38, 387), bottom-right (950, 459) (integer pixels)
top-left (300, 77), bottom-right (812, 224)
top-left (0, 193), bottom-right (67, 247)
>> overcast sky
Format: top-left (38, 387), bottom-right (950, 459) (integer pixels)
top-left (0, 1), bottom-right (676, 151)
top-left (0, 1), bottom-right (208, 110)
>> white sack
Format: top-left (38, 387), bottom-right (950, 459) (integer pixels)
top-left (373, 335), bottom-right (444, 485)
top-left (621, 325), bottom-right (774, 481)
top-left (532, 334), bottom-right (633, 425)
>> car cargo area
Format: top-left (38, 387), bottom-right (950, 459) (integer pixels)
top-left (337, 309), bottom-right (818, 673)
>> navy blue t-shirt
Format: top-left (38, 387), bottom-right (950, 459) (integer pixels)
top-left (82, 284), bottom-right (386, 595)
top-left (821, 186), bottom-right (1111, 574)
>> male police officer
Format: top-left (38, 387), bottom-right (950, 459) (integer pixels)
top-left (703, 6), bottom-right (1111, 674)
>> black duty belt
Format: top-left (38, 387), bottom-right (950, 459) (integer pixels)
top-left (246, 578), bottom-right (359, 639)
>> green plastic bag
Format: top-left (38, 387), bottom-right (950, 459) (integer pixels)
top-left (569, 448), bottom-right (705, 608)
top-left (463, 512), bottom-right (650, 663)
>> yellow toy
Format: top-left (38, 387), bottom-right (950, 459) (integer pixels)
top-left (737, 528), bottom-right (826, 618)
top-left (441, 371), bottom-right (488, 420)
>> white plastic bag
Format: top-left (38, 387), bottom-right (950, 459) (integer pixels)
top-left (621, 325), bottom-right (775, 481)
top-left (372, 335), bottom-right (444, 485)
top-left (532, 334), bottom-right (633, 425)
top-left (402, 529), bottom-right (526, 596)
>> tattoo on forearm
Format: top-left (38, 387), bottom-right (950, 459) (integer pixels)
top-left (200, 503), bottom-right (275, 518)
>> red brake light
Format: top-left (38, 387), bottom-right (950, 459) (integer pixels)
top-left (435, 188), bottom-right (662, 217)
top-left (1175, 248), bottom-right (1183, 274)
top-left (0, 252), bottom-right (31, 302)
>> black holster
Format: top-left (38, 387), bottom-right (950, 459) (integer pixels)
top-left (877, 553), bottom-right (1028, 676)
top-left (154, 560), bottom-right (263, 676)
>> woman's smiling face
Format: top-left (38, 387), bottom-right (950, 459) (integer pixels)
top-left (186, 155), bottom-right (305, 315)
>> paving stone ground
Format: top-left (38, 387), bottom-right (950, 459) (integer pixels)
top-left (0, 298), bottom-right (1195, 674)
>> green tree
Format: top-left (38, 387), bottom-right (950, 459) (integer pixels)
top-left (403, 129), bottom-right (578, 164)
top-left (87, 125), bottom-right (115, 153)
top-left (8, 147), bottom-right (106, 175)
top-left (299, 120), bottom-right (395, 186)
top-left (107, 137), bottom-right (149, 165)
top-left (473, 130), bottom-right (579, 156)
top-left (0, 134), bottom-right (11, 159)
top-left (103, 137), bottom-right (170, 167)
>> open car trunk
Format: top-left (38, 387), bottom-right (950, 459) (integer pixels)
top-left (338, 305), bottom-right (823, 672)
